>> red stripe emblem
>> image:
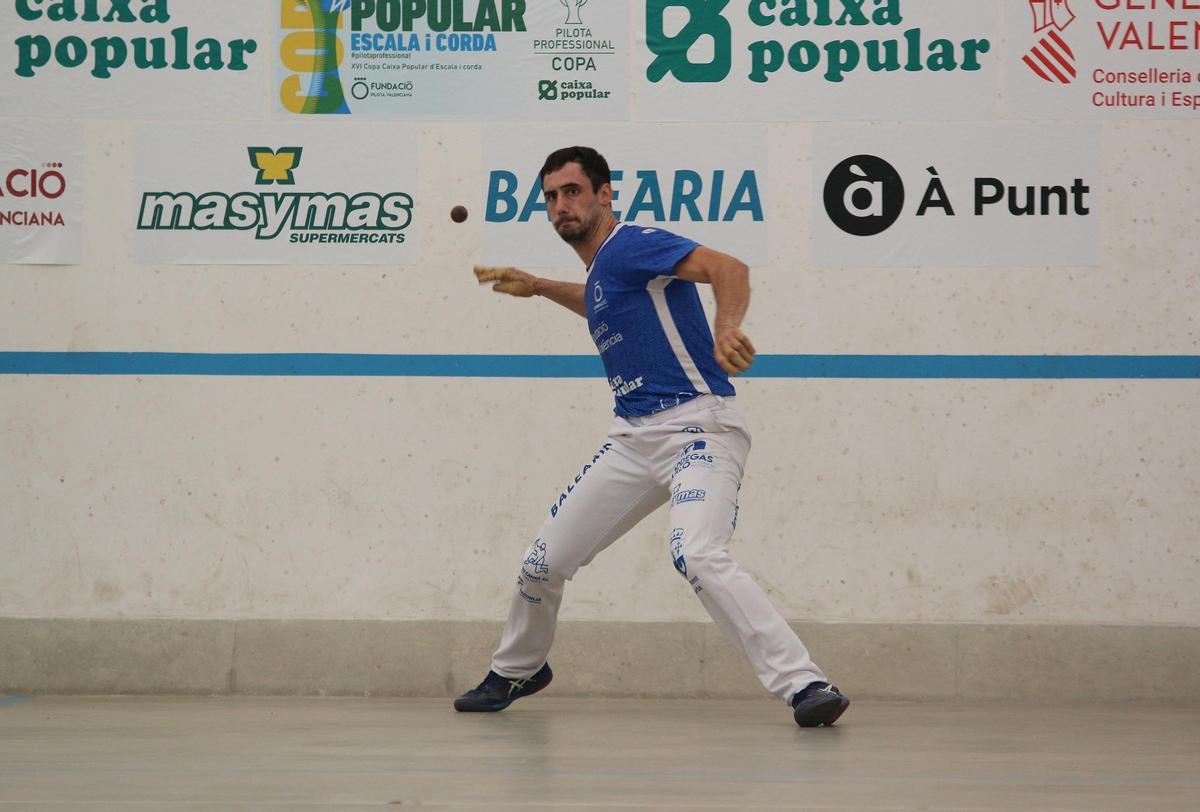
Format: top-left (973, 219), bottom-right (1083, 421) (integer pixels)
top-left (1047, 29), bottom-right (1075, 60)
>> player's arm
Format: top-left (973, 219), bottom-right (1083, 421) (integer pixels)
top-left (474, 266), bottom-right (587, 318)
top-left (673, 246), bottom-right (757, 376)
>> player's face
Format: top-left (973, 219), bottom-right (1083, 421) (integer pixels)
top-left (542, 162), bottom-right (612, 245)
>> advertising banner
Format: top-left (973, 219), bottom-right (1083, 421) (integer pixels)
top-left (0, 0), bottom-right (267, 119)
top-left (133, 122), bottom-right (420, 265)
top-left (276, 0), bottom-right (628, 119)
top-left (1004, 0), bottom-right (1200, 119)
top-left (481, 126), bottom-right (768, 268)
top-left (813, 123), bottom-right (1102, 267)
top-left (0, 120), bottom-right (82, 265)
top-left (635, 0), bottom-right (998, 121)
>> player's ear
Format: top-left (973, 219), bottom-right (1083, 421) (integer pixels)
top-left (598, 182), bottom-right (613, 206)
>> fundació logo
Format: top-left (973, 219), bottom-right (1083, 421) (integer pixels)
top-left (822, 155), bottom-right (905, 236)
top-left (1, 161), bottom-right (69, 227)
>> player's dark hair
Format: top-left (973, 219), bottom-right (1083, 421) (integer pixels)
top-left (539, 146), bottom-right (611, 193)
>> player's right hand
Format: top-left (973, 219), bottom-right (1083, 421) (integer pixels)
top-left (474, 266), bottom-right (538, 298)
top-left (714, 326), bottom-right (757, 376)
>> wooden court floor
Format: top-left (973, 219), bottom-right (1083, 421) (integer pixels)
top-left (1, 695), bottom-right (1197, 810)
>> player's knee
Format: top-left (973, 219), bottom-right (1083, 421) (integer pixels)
top-left (668, 529), bottom-right (723, 580)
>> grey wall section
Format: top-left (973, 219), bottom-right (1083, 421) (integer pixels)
top-left (3, 618), bottom-right (1199, 703)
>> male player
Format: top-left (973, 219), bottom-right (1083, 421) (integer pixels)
top-left (456, 147), bottom-right (848, 727)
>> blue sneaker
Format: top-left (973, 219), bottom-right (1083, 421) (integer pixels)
top-left (791, 682), bottom-right (850, 727)
top-left (453, 663), bottom-right (553, 712)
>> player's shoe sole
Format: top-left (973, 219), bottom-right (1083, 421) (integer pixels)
top-left (791, 683), bottom-right (850, 728)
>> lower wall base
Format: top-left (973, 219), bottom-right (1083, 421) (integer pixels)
top-left (2, 619), bottom-right (1198, 702)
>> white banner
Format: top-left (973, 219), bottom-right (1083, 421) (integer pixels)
top-left (133, 123), bottom-right (420, 265)
top-left (0, 120), bottom-right (82, 265)
top-left (0, 0), bottom-right (267, 119)
top-left (635, 0), bottom-right (998, 121)
top-left (275, 0), bottom-right (628, 119)
top-left (481, 126), bottom-right (768, 268)
top-left (1003, 0), bottom-right (1200, 119)
top-left (813, 123), bottom-right (1102, 267)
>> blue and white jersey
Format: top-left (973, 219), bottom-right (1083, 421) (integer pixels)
top-left (585, 223), bottom-right (736, 417)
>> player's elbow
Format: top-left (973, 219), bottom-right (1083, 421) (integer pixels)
top-left (716, 259), bottom-right (750, 289)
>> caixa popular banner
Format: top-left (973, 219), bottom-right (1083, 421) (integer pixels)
top-left (637, 0), bottom-right (998, 121)
top-left (276, 0), bottom-right (628, 119)
top-left (481, 127), bottom-right (768, 268)
top-left (1, 120), bottom-right (82, 265)
top-left (133, 122), bottom-right (420, 265)
top-left (0, 0), bottom-right (265, 119)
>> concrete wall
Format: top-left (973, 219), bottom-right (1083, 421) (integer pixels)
top-left (3, 8), bottom-right (1199, 698)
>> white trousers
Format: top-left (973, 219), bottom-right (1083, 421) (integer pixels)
top-left (491, 395), bottom-right (827, 703)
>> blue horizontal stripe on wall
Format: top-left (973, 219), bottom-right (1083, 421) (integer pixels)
top-left (1, 353), bottom-right (1199, 379)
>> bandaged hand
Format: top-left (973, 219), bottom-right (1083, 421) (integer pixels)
top-left (474, 266), bottom-right (538, 298)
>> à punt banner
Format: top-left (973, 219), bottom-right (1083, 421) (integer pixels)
top-left (812, 122), bottom-right (1103, 267)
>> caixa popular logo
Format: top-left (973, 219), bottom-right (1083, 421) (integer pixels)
top-left (823, 154), bottom-right (1092, 237)
top-left (137, 146), bottom-right (413, 244)
top-left (486, 167), bottom-right (763, 224)
top-left (13, 0), bottom-right (258, 80)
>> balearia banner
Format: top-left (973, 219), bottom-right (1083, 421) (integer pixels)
top-left (812, 123), bottom-right (1102, 267)
top-left (1, 119), bottom-right (82, 265)
top-left (277, 0), bottom-right (628, 119)
top-left (637, 0), bottom-right (998, 121)
top-left (0, 0), bottom-right (266, 119)
top-left (133, 123), bottom-right (420, 265)
top-left (481, 127), bottom-right (769, 268)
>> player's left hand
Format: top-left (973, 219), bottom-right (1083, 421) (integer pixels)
top-left (714, 326), bottom-right (756, 376)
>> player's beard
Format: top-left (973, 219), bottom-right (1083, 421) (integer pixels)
top-left (554, 210), bottom-right (597, 245)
